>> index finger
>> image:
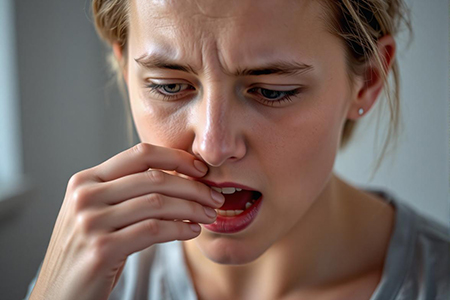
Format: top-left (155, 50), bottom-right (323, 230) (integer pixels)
top-left (93, 143), bottom-right (208, 182)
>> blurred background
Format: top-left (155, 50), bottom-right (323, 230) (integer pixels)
top-left (0, 0), bottom-right (448, 299)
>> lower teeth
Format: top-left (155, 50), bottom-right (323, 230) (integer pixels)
top-left (216, 209), bottom-right (243, 217)
top-left (216, 201), bottom-right (254, 217)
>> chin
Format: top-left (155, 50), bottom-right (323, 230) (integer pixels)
top-left (194, 234), bottom-right (269, 265)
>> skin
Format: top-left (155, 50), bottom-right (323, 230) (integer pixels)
top-left (110, 0), bottom-right (397, 299)
top-left (30, 0), bottom-right (396, 299)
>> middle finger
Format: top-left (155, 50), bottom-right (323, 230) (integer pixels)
top-left (96, 170), bottom-right (225, 208)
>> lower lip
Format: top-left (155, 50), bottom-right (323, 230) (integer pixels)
top-left (203, 195), bottom-right (263, 234)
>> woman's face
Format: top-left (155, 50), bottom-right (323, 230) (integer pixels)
top-left (125, 0), bottom-right (357, 264)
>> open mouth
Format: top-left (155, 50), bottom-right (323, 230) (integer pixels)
top-left (196, 179), bottom-right (264, 233)
top-left (211, 187), bottom-right (262, 217)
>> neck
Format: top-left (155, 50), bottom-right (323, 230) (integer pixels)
top-left (183, 174), bottom-right (394, 299)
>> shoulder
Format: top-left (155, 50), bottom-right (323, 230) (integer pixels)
top-left (364, 187), bottom-right (450, 300)
top-left (398, 199), bottom-right (450, 255)
top-left (410, 206), bottom-right (450, 285)
top-left (390, 199), bottom-right (450, 299)
top-left (414, 209), bottom-right (450, 244)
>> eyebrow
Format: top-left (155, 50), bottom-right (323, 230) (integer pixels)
top-left (135, 54), bottom-right (199, 75)
top-left (134, 54), bottom-right (314, 77)
top-left (234, 61), bottom-right (314, 77)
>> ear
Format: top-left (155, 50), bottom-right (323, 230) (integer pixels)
top-left (347, 34), bottom-right (396, 120)
top-left (112, 42), bottom-right (129, 85)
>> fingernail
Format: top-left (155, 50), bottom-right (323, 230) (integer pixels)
top-left (211, 189), bottom-right (225, 205)
top-left (189, 223), bottom-right (201, 232)
top-left (203, 206), bottom-right (217, 218)
top-left (193, 160), bottom-right (208, 174)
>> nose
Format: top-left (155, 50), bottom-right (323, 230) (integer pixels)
top-left (190, 88), bottom-right (246, 167)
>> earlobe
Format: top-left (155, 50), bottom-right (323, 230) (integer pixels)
top-left (112, 42), bottom-right (129, 84)
top-left (347, 35), bottom-right (396, 120)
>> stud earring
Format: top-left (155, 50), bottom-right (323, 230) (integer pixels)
top-left (358, 108), bottom-right (364, 116)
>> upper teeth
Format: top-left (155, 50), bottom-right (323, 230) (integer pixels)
top-left (211, 187), bottom-right (243, 194)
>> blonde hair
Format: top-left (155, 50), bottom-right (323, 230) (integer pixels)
top-left (91, 0), bottom-right (412, 179)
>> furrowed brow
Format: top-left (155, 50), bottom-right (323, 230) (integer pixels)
top-left (134, 54), bottom-right (313, 77)
top-left (134, 54), bottom-right (198, 75)
top-left (232, 61), bottom-right (314, 77)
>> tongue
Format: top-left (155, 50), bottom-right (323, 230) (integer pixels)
top-left (220, 190), bottom-right (254, 210)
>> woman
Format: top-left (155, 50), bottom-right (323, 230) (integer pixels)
top-left (26, 0), bottom-right (449, 299)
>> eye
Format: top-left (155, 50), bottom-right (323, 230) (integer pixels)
top-left (150, 83), bottom-right (192, 95)
top-left (146, 83), bottom-right (195, 100)
top-left (260, 89), bottom-right (286, 100)
top-left (248, 87), bottom-right (302, 106)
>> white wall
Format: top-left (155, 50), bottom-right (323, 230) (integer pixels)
top-left (0, 0), bottom-right (22, 185)
top-left (0, 1), bottom-right (129, 299)
top-left (334, 0), bottom-right (449, 226)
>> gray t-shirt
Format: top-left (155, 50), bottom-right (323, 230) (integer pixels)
top-left (25, 189), bottom-right (450, 299)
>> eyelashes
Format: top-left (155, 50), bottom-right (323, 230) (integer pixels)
top-left (145, 83), bottom-right (302, 106)
top-left (145, 83), bottom-right (194, 101)
top-left (247, 87), bottom-right (300, 106)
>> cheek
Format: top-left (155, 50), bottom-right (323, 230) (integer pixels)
top-left (129, 91), bottom-right (192, 148)
top-left (259, 91), bottom-right (346, 206)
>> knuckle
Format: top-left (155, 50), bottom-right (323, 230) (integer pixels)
top-left (146, 193), bottom-right (164, 210)
top-left (68, 171), bottom-right (88, 189)
top-left (188, 201), bottom-right (200, 216)
top-left (172, 149), bottom-right (185, 161)
top-left (177, 222), bottom-right (187, 236)
top-left (193, 181), bottom-right (206, 197)
top-left (90, 236), bottom-right (112, 266)
top-left (76, 212), bottom-right (97, 233)
top-left (144, 219), bottom-right (160, 236)
top-left (71, 186), bottom-right (95, 209)
top-left (92, 235), bottom-right (109, 252)
top-left (132, 142), bottom-right (153, 157)
top-left (145, 170), bottom-right (165, 184)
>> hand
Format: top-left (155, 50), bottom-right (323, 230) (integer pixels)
top-left (29, 143), bottom-right (224, 300)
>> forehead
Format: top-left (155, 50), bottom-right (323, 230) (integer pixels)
top-left (129, 0), bottom-right (339, 72)
top-left (131, 0), bottom-right (319, 22)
